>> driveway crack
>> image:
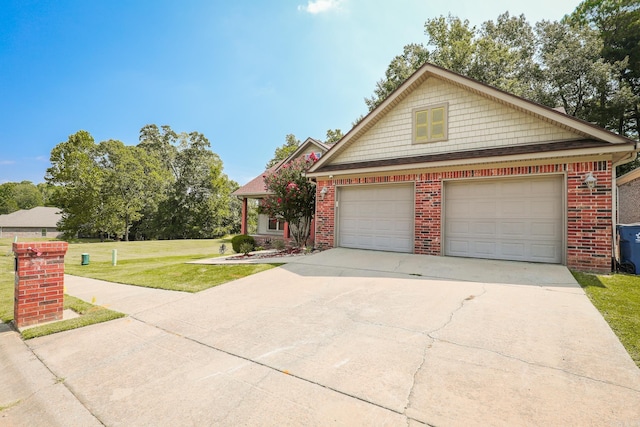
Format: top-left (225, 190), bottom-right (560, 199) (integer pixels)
top-left (402, 287), bottom-right (488, 425)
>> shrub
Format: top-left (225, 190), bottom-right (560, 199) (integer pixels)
top-left (273, 239), bottom-right (286, 251)
top-left (231, 235), bottom-right (255, 253)
top-left (238, 242), bottom-right (254, 256)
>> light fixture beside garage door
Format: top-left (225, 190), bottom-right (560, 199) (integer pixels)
top-left (584, 172), bottom-right (597, 190)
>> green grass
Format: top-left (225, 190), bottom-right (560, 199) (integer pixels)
top-left (66, 255), bottom-right (279, 292)
top-left (1, 237), bottom-right (279, 325)
top-left (572, 271), bottom-right (640, 367)
top-left (21, 295), bottom-right (125, 340)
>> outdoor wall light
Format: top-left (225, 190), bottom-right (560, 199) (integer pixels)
top-left (584, 172), bottom-right (597, 189)
top-left (320, 186), bottom-right (329, 200)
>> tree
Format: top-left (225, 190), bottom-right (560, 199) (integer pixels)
top-left (139, 124), bottom-right (239, 239)
top-left (0, 181), bottom-right (43, 214)
top-left (12, 181), bottom-right (43, 210)
top-left (324, 129), bottom-right (344, 144)
top-left (96, 140), bottom-right (167, 241)
top-left (259, 157), bottom-right (317, 248)
top-left (364, 13), bottom-right (541, 112)
top-left (365, 43), bottom-right (430, 111)
top-left (0, 183), bottom-right (18, 214)
top-left (570, 0), bottom-right (640, 141)
top-left (265, 134), bottom-right (300, 169)
top-left (46, 130), bottom-right (103, 238)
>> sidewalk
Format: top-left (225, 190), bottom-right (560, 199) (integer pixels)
top-left (0, 322), bottom-right (101, 426)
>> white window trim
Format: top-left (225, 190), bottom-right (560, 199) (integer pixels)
top-left (412, 102), bottom-right (448, 144)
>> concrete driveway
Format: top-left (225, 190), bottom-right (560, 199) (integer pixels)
top-left (5, 248), bottom-right (640, 425)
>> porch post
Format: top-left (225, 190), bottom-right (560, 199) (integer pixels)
top-left (241, 198), bottom-right (248, 235)
top-left (283, 222), bottom-right (290, 240)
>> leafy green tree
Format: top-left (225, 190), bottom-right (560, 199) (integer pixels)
top-left (96, 140), bottom-right (167, 241)
top-left (139, 124), bottom-right (239, 238)
top-left (571, 0), bottom-right (640, 140)
top-left (324, 128), bottom-right (344, 144)
top-left (37, 183), bottom-right (59, 207)
top-left (365, 43), bottom-right (430, 111)
top-left (259, 157), bottom-right (317, 248)
top-left (46, 130), bottom-right (103, 238)
top-left (0, 181), bottom-right (44, 214)
top-left (12, 181), bottom-right (43, 210)
top-left (0, 183), bottom-right (18, 214)
top-left (265, 134), bottom-right (300, 169)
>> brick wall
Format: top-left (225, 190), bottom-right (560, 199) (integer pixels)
top-left (0, 227), bottom-right (61, 239)
top-left (13, 241), bottom-right (69, 328)
top-left (566, 161), bottom-right (612, 272)
top-left (315, 161), bottom-right (612, 273)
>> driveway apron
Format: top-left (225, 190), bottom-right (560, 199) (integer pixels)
top-left (9, 248), bottom-right (640, 426)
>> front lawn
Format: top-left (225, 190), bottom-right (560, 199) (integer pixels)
top-left (572, 271), bottom-right (640, 367)
top-left (0, 237), bottom-right (279, 329)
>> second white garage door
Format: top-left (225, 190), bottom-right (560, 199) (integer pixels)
top-left (338, 184), bottom-right (414, 253)
top-left (444, 176), bottom-right (564, 263)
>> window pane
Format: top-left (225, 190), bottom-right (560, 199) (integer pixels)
top-left (416, 111), bottom-right (428, 124)
top-left (431, 123), bottom-right (444, 138)
top-left (432, 108), bottom-right (444, 122)
top-left (416, 126), bottom-right (428, 139)
top-left (268, 218), bottom-right (277, 230)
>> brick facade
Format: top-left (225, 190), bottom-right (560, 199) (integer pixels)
top-left (315, 160), bottom-right (612, 273)
top-left (13, 241), bottom-right (69, 328)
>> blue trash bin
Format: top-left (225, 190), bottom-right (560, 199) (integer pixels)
top-left (617, 224), bottom-right (640, 274)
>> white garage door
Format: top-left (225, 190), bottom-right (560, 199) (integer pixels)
top-left (444, 176), bottom-right (564, 263)
top-left (338, 184), bottom-right (414, 253)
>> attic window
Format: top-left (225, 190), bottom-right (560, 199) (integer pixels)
top-left (413, 103), bottom-right (448, 144)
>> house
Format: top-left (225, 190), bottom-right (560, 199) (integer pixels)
top-left (0, 206), bottom-right (62, 239)
top-left (233, 137), bottom-right (330, 246)
top-left (617, 167), bottom-right (640, 224)
top-left (306, 63), bottom-right (638, 273)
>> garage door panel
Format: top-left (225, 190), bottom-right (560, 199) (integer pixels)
top-left (502, 200), bottom-right (527, 216)
top-left (475, 201), bottom-right (498, 217)
top-left (501, 242), bottom-right (526, 258)
top-left (475, 221), bottom-right (497, 235)
top-left (447, 220), bottom-right (470, 234)
top-left (531, 222), bottom-right (558, 237)
top-left (445, 176), bottom-right (563, 264)
top-left (500, 221), bottom-right (526, 237)
top-left (338, 185), bottom-right (414, 253)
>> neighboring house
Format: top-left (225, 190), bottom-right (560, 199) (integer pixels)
top-left (0, 207), bottom-right (62, 239)
top-left (306, 63), bottom-right (638, 273)
top-left (617, 168), bottom-right (640, 224)
top-left (233, 137), bottom-right (330, 245)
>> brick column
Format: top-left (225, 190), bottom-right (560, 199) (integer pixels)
top-left (13, 242), bottom-right (68, 328)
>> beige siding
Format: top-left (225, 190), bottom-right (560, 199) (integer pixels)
top-left (257, 214), bottom-right (283, 235)
top-left (333, 77), bottom-right (581, 164)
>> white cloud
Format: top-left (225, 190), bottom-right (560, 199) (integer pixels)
top-left (0, 160), bottom-right (16, 165)
top-left (298, 0), bottom-right (341, 14)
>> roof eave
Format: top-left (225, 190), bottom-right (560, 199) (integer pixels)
top-left (306, 144), bottom-right (634, 178)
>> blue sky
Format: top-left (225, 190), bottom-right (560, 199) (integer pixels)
top-left (0, 0), bottom-right (582, 185)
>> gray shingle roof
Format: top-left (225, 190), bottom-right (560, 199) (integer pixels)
top-left (0, 207), bottom-right (62, 228)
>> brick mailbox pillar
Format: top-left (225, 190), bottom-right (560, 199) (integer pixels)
top-left (13, 242), bottom-right (69, 328)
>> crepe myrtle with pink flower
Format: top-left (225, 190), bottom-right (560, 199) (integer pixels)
top-left (259, 156), bottom-right (317, 248)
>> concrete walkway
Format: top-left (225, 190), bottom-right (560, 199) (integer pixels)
top-left (2, 248), bottom-right (639, 426)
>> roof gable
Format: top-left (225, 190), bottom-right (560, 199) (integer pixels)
top-left (309, 63), bottom-right (636, 174)
top-left (233, 137), bottom-right (330, 197)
